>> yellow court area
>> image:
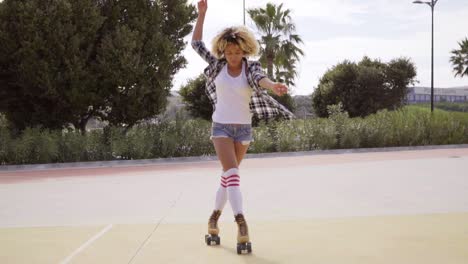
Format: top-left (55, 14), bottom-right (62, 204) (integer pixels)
top-left (1, 213), bottom-right (468, 264)
top-left (1, 146), bottom-right (468, 263)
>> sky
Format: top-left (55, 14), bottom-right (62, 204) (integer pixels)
top-left (174, 0), bottom-right (468, 96)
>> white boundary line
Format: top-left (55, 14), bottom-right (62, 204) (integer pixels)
top-left (59, 224), bottom-right (113, 264)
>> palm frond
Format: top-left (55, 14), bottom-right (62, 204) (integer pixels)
top-left (248, 2), bottom-right (305, 87)
top-left (450, 37), bottom-right (468, 78)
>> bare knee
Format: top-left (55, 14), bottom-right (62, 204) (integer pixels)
top-left (223, 165), bottom-right (238, 172)
top-left (220, 157), bottom-right (238, 172)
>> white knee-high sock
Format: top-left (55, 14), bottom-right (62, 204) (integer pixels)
top-left (214, 173), bottom-right (228, 211)
top-left (224, 168), bottom-right (243, 215)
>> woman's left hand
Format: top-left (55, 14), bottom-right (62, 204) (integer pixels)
top-left (271, 83), bottom-right (289, 96)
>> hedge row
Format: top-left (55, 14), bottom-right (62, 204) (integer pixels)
top-left (1, 106), bottom-right (467, 165)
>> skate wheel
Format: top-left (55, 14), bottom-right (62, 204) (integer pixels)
top-left (237, 242), bottom-right (252, 254)
top-left (205, 234), bottom-right (220, 246)
top-left (237, 244), bottom-right (242, 254)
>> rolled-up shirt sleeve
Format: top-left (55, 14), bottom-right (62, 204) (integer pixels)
top-left (191, 40), bottom-right (217, 65)
top-left (250, 61), bottom-right (267, 88)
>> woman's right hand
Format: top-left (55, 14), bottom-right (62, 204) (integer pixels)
top-left (192, 0), bottom-right (207, 41)
top-left (197, 0), bottom-right (208, 15)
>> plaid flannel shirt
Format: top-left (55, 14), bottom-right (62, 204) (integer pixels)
top-left (191, 40), bottom-right (295, 121)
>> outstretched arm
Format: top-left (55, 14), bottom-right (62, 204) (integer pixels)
top-left (259, 78), bottom-right (289, 97)
top-left (251, 62), bottom-right (288, 96)
top-left (192, 0), bottom-right (207, 41)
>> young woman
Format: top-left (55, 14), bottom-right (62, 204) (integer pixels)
top-left (192, 0), bottom-right (294, 253)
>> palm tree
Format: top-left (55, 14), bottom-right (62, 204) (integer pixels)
top-left (247, 3), bottom-right (304, 87)
top-left (450, 38), bottom-right (468, 78)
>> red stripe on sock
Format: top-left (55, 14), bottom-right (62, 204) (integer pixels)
top-left (221, 174), bottom-right (239, 188)
top-left (221, 180), bottom-right (240, 187)
top-left (222, 178), bottom-right (239, 182)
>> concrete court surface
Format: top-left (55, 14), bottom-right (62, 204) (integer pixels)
top-left (0, 146), bottom-right (467, 264)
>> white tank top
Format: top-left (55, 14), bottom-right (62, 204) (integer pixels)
top-left (212, 62), bottom-right (253, 124)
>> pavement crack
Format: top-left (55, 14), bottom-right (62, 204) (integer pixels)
top-left (127, 191), bottom-right (183, 264)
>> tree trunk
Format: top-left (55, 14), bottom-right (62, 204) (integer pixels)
top-left (77, 114), bottom-right (92, 135)
top-left (79, 119), bottom-right (88, 135)
top-left (267, 51), bottom-right (275, 80)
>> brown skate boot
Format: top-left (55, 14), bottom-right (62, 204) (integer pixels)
top-left (208, 210), bottom-right (221, 235)
top-left (235, 214), bottom-right (252, 254)
top-left (205, 210), bottom-right (221, 246)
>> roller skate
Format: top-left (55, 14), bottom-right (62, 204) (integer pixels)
top-left (205, 210), bottom-right (221, 246)
top-left (235, 213), bottom-right (252, 254)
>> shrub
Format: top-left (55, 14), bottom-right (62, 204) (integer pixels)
top-left (12, 128), bottom-right (59, 164)
top-left (1, 106), bottom-right (467, 165)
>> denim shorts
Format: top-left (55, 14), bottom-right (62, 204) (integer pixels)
top-left (210, 122), bottom-right (253, 145)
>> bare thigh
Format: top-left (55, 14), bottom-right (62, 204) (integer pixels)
top-left (234, 141), bottom-right (250, 166)
top-left (212, 137), bottom-right (238, 171)
top-left (212, 138), bottom-right (250, 171)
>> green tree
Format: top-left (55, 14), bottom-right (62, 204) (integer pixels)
top-left (96, 0), bottom-right (196, 129)
top-left (247, 2), bottom-right (302, 114)
top-left (0, 0), bottom-right (196, 132)
top-left (178, 74), bottom-right (213, 120)
top-left (0, 0), bottom-right (104, 132)
top-left (247, 3), bottom-right (304, 87)
top-left (450, 38), bottom-right (468, 78)
top-left (312, 57), bottom-right (416, 118)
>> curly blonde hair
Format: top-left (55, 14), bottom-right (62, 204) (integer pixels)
top-left (211, 26), bottom-right (260, 59)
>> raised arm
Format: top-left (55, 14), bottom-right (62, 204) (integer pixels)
top-left (191, 0), bottom-right (217, 64)
top-left (192, 0), bottom-right (207, 42)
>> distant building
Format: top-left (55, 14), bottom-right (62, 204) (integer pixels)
top-left (406, 86), bottom-right (468, 104)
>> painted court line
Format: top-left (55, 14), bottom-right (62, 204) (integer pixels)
top-left (60, 224), bottom-right (113, 264)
